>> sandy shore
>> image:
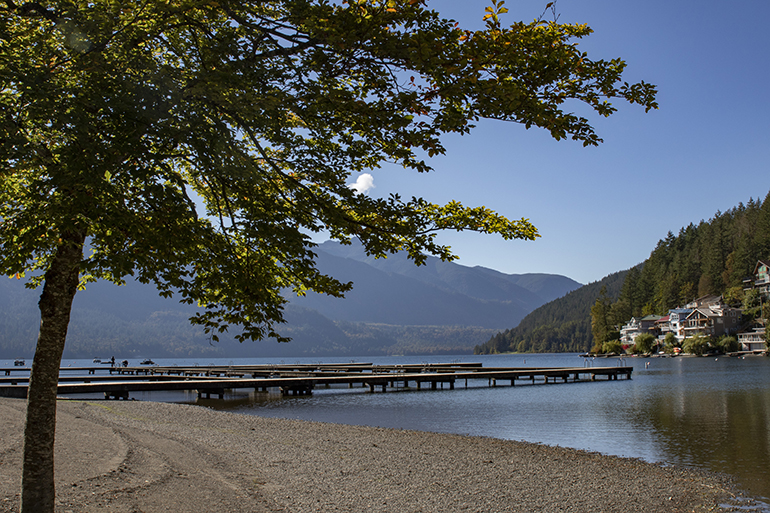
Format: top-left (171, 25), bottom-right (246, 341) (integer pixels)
top-left (0, 397), bottom-right (753, 512)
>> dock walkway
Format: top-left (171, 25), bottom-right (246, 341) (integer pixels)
top-left (0, 362), bottom-right (632, 400)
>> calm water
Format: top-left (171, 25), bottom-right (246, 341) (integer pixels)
top-left (18, 353), bottom-right (770, 504)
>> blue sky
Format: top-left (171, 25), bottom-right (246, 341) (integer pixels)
top-left (345, 0), bottom-right (770, 285)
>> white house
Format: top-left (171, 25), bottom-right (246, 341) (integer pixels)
top-left (738, 327), bottom-right (766, 352)
top-left (620, 315), bottom-right (662, 344)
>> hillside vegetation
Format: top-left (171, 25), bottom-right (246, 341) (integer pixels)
top-left (477, 190), bottom-right (770, 354)
top-left (606, 192), bottom-right (770, 321)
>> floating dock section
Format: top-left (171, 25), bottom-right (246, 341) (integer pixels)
top-left (0, 362), bottom-right (632, 400)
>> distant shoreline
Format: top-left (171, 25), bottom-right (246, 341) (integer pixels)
top-left (0, 397), bottom-right (751, 512)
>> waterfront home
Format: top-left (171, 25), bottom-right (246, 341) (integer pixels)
top-left (682, 304), bottom-right (742, 339)
top-left (620, 315), bottom-right (662, 344)
top-left (627, 299), bottom-right (741, 344)
top-left (664, 308), bottom-right (693, 342)
top-left (737, 326), bottom-right (766, 352)
top-left (654, 315), bottom-right (671, 336)
top-left (743, 260), bottom-right (770, 298)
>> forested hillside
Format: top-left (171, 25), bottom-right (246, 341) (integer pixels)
top-left (602, 192), bottom-right (770, 321)
top-left (474, 270), bottom-right (628, 354)
top-left (476, 190), bottom-right (770, 354)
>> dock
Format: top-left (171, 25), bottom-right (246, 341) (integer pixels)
top-left (0, 362), bottom-right (632, 400)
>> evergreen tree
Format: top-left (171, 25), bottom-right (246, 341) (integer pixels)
top-left (590, 286), bottom-right (613, 352)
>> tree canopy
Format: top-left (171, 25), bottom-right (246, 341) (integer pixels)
top-left (1, 1), bottom-right (656, 510)
top-left (1, 0), bottom-right (657, 341)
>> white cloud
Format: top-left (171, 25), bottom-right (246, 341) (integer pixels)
top-left (348, 173), bottom-right (375, 195)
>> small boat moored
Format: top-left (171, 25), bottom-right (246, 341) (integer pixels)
top-left (140, 358), bottom-right (155, 365)
top-left (13, 358), bottom-right (25, 367)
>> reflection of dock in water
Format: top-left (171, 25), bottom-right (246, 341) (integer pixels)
top-left (0, 362), bottom-right (632, 400)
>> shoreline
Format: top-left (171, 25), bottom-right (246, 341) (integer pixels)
top-left (0, 397), bottom-right (755, 512)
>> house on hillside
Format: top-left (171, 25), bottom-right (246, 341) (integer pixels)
top-left (620, 315), bottom-right (662, 344)
top-left (685, 295), bottom-right (723, 309)
top-left (753, 260), bottom-right (770, 298)
top-left (666, 308), bottom-right (693, 341)
top-left (744, 261), bottom-right (770, 298)
top-left (682, 304), bottom-right (742, 339)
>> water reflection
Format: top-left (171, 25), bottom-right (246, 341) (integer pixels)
top-left (638, 372), bottom-right (770, 497)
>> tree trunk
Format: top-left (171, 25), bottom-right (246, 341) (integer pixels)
top-left (21, 230), bottom-right (85, 513)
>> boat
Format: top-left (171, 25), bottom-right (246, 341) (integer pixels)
top-left (14, 358), bottom-right (25, 366)
top-left (93, 357), bottom-right (102, 364)
top-left (140, 358), bottom-right (155, 365)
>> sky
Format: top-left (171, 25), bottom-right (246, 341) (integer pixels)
top-left (341, 0), bottom-right (770, 285)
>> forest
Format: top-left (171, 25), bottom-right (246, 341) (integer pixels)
top-left (600, 192), bottom-right (770, 318)
top-left (476, 191), bottom-right (770, 354)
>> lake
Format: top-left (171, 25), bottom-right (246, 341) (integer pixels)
top-left (23, 352), bottom-right (770, 506)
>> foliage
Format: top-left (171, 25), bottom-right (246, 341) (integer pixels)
top-left (633, 332), bottom-right (655, 354)
top-left (602, 340), bottom-right (623, 355)
top-left (682, 335), bottom-right (712, 356)
top-left (663, 332), bottom-right (678, 352)
top-left (0, 0), bottom-right (657, 342)
top-left (590, 286), bottom-right (614, 351)
top-left (716, 335), bottom-right (740, 354)
top-left (742, 288), bottom-right (763, 322)
top-left (764, 303), bottom-right (770, 344)
top-left (608, 192), bottom-right (770, 319)
top-left (474, 269), bottom-right (627, 354)
top-left (1, 2), bottom-right (657, 509)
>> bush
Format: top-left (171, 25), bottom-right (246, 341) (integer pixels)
top-left (663, 332), bottom-right (679, 353)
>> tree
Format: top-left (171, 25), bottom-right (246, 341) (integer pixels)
top-left (0, 1), bottom-right (657, 510)
top-left (663, 332), bottom-right (678, 353)
top-left (683, 335), bottom-right (711, 356)
top-left (590, 286), bottom-right (614, 352)
top-left (743, 288), bottom-right (763, 321)
top-left (632, 332), bottom-right (655, 354)
top-left (602, 339), bottom-right (623, 355)
top-left (717, 335), bottom-right (740, 354)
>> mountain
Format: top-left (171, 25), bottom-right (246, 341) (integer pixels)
top-left (293, 240), bottom-right (580, 329)
top-left (318, 240), bottom-right (579, 304)
top-left (473, 269), bottom-right (628, 354)
top-left (0, 242), bottom-right (580, 359)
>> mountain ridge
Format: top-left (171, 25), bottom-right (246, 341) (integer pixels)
top-left (0, 241), bottom-right (582, 358)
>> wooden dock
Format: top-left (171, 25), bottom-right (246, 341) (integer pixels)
top-left (0, 362), bottom-right (632, 400)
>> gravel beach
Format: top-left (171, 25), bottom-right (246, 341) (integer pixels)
top-left (0, 397), bottom-right (752, 512)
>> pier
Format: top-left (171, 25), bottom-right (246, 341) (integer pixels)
top-left (0, 362), bottom-right (632, 400)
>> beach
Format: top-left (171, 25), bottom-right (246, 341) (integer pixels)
top-left (0, 397), bottom-right (749, 512)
